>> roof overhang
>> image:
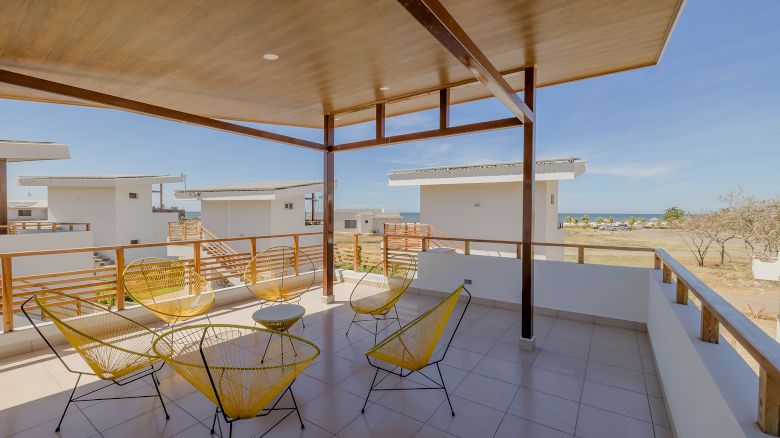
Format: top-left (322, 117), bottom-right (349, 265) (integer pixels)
top-left (18, 175), bottom-right (184, 187)
top-left (0, 1), bottom-right (684, 129)
top-left (388, 159), bottom-right (586, 186)
top-left (0, 140), bottom-right (70, 162)
top-left (175, 181), bottom-right (325, 201)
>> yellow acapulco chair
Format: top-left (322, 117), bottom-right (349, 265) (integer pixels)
top-left (346, 254), bottom-right (417, 343)
top-left (122, 257), bottom-right (215, 326)
top-left (242, 245), bottom-right (317, 304)
top-left (361, 284), bottom-right (472, 415)
top-left (153, 324), bottom-right (319, 438)
top-left (21, 291), bottom-right (169, 433)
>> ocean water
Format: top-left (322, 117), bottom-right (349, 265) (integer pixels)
top-left (400, 212), bottom-right (421, 222)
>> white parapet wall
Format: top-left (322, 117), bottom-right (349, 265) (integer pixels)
top-left (647, 269), bottom-right (767, 438)
top-left (413, 251), bottom-right (649, 323)
top-left (0, 231), bottom-right (94, 277)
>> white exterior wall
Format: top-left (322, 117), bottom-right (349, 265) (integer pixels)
top-left (8, 207), bottom-right (47, 221)
top-left (420, 181), bottom-right (562, 260)
top-left (0, 232), bottom-right (93, 277)
top-left (201, 193), bottom-right (321, 253)
top-left (46, 185), bottom-right (176, 260)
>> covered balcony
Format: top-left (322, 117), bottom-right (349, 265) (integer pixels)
top-left (0, 1), bottom-right (775, 437)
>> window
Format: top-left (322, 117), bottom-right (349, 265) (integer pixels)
top-left (284, 202), bottom-right (294, 210)
top-left (129, 192), bottom-right (138, 199)
top-left (130, 239), bottom-right (139, 244)
top-left (344, 220), bottom-right (357, 229)
top-left (364, 220), bottom-right (369, 224)
top-left (17, 209), bottom-right (32, 217)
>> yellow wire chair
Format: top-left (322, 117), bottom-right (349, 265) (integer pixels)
top-left (242, 245), bottom-right (317, 304)
top-left (361, 284), bottom-right (472, 416)
top-left (21, 291), bottom-right (170, 433)
top-left (122, 257), bottom-right (215, 327)
top-left (153, 324), bottom-right (319, 438)
top-left (346, 254), bottom-right (417, 343)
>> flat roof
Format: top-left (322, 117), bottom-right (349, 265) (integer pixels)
top-left (19, 175), bottom-right (184, 187)
top-left (0, 1), bottom-right (683, 128)
top-left (176, 180), bottom-right (323, 201)
top-left (0, 140), bottom-right (70, 162)
top-left (389, 158), bottom-right (586, 186)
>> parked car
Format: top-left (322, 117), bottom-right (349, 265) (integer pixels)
top-left (616, 223), bottom-right (631, 231)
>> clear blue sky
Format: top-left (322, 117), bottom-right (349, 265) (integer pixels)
top-left (1, 0), bottom-right (778, 214)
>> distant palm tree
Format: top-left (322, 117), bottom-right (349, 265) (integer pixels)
top-left (596, 217), bottom-right (605, 224)
top-left (581, 214), bottom-right (590, 224)
top-left (608, 217), bottom-right (615, 224)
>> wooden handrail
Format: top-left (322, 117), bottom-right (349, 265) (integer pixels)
top-left (655, 248), bottom-right (780, 434)
top-left (0, 221), bottom-right (91, 234)
top-left (380, 233), bottom-right (656, 253)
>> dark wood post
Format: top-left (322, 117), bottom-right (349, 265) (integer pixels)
top-left (520, 65), bottom-right (537, 347)
top-left (376, 104), bottom-right (386, 140)
top-left (0, 159), bottom-right (6, 235)
top-left (439, 88), bottom-right (450, 129)
top-left (322, 114), bottom-right (335, 303)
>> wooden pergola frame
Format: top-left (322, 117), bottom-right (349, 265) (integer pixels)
top-left (0, 0), bottom-right (539, 343)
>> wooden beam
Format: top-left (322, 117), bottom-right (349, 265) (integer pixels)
top-left (333, 117), bottom-right (520, 151)
top-left (0, 69), bottom-right (324, 151)
top-left (376, 103), bottom-right (386, 140)
top-left (322, 115), bottom-right (335, 302)
top-left (520, 65), bottom-right (537, 342)
top-left (439, 88), bottom-right (450, 129)
top-left (397, 0), bottom-right (535, 123)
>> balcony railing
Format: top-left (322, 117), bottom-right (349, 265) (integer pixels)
top-left (1, 230), bottom-right (780, 433)
top-left (0, 221), bottom-right (91, 234)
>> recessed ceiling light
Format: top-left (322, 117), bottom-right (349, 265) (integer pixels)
top-left (262, 53), bottom-right (279, 61)
top-left (379, 86), bottom-right (390, 91)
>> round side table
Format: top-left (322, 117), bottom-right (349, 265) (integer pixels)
top-left (252, 304), bottom-right (306, 362)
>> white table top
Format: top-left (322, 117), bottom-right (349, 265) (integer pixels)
top-left (252, 304), bottom-right (305, 323)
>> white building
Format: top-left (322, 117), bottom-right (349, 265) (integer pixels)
top-left (18, 175), bottom-right (184, 261)
top-left (335, 209), bottom-right (402, 233)
top-left (388, 158), bottom-right (586, 260)
top-left (7, 200), bottom-right (47, 221)
top-left (175, 180), bottom-right (323, 253)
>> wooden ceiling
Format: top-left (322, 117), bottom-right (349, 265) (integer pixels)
top-left (0, 0), bottom-right (683, 128)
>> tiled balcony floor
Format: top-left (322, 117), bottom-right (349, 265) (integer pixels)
top-left (0, 283), bottom-right (671, 438)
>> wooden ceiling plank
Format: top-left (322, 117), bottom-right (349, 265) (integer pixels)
top-left (0, 69), bottom-right (324, 151)
top-left (397, 0), bottom-right (535, 123)
top-left (333, 117), bottom-right (521, 152)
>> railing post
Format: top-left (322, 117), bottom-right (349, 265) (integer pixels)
top-left (193, 241), bottom-right (201, 274)
top-left (115, 248), bottom-right (125, 310)
top-left (700, 306), bottom-right (719, 343)
top-left (662, 263), bottom-right (672, 283)
top-left (352, 233), bottom-right (360, 271)
top-left (86, 223), bottom-right (91, 232)
top-left (1, 256), bottom-right (13, 332)
top-left (675, 278), bottom-right (689, 305)
top-left (577, 246), bottom-right (585, 264)
top-left (516, 243), bottom-right (522, 259)
top-left (250, 238), bottom-right (257, 284)
top-left (654, 254), bottom-right (662, 270)
top-left (383, 235), bottom-right (389, 276)
top-left (464, 240), bottom-right (470, 255)
top-left (421, 236), bottom-right (429, 252)
top-left (51, 223), bottom-right (57, 233)
top-left (69, 224), bottom-right (74, 231)
top-left (293, 235), bottom-right (300, 276)
top-left (759, 368), bottom-right (780, 435)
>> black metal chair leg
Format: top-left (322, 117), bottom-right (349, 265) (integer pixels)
top-left (362, 368), bottom-right (380, 413)
top-left (345, 312), bottom-right (357, 337)
top-left (151, 373), bottom-right (170, 419)
top-left (260, 332), bottom-right (273, 363)
top-left (211, 407), bottom-right (218, 434)
top-left (436, 363), bottom-right (455, 416)
top-left (289, 386), bottom-right (305, 429)
top-left (55, 373), bottom-right (82, 432)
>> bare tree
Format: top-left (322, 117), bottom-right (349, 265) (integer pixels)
top-left (676, 213), bottom-right (715, 267)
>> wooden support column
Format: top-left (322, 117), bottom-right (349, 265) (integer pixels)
top-left (759, 368), bottom-right (780, 435)
top-left (322, 115), bottom-right (335, 303)
top-left (439, 88), bottom-right (450, 129)
top-left (0, 159), bottom-right (6, 235)
top-left (676, 278), bottom-right (689, 305)
top-left (700, 306), bottom-right (719, 343)
top-left (376, 104), bottom-right (386, 140)
top-left (193, 241), bottom-right (201, 274)
top-left (293, 235), bottom-right (300, 276)
top-left (577, 247), bottom-right (585, 264)
top-left (250, 238), bottom-right (257, 284)
top-left (353, 234), bottom-right (360, 271)
top-left (520, 65), bottom-right (537, 348)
